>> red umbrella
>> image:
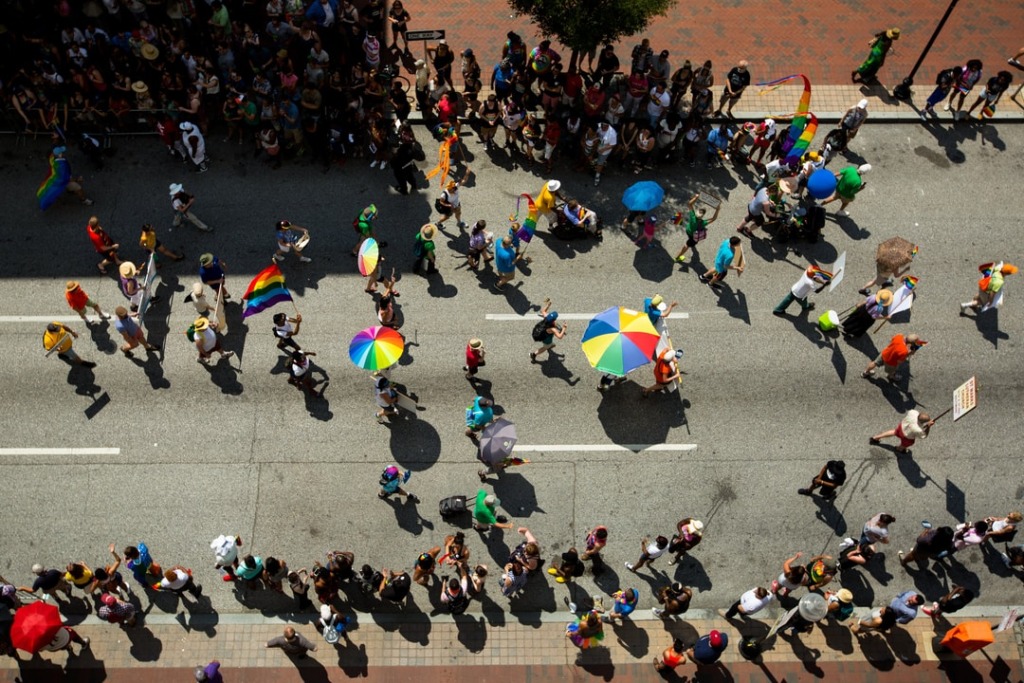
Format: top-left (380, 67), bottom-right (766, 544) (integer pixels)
top-left (10, 601), bottom-right (63, 653)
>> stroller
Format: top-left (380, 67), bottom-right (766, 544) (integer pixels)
top-left (552, 203), bottom-right (603, 240)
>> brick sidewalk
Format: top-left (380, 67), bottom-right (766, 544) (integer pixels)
top-left (2, 611), bottom-right (1020, 681)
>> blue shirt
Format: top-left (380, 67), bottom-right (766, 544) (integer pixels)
top-left (199, 258), bottom-right (225, 284)
top-left (114, 316), bottom-right (140, 337)
top-left (707, 127), bottom-right (731, 151)
top-left (714, 239), bottom-right (735, 273)
top-left (493, 64), bottom-right (514, 87)
top-left (889, 591), bottom-right (919, 624)
top-left (495, 242), bottom-right (516, 274)
top-left (236, 556), bottom-right (264, 581)
top-left (643, 298), bottom-right (660, 326)
top-left (466, 396), bottom-right (494, 429)
top-left (692, 632), bottom-right (728, 664)
top-left (277, 228), bottom-right (298, 245)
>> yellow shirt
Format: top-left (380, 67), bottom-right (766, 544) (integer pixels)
top-left (140, 230), bottom-right (157, 251)
top-left (535, 185), bottom-right (556, 214)
top-left (43, 323), bottom-right (72, 354)
top-left (66, 567), bottom-right (93, 587)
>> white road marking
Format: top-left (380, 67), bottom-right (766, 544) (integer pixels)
top-left (486, 313), bottom-right (689, 321)
top-left (0, 448), bottom-right (120, 456)
top-left (0, 316), bottom-right (98, 323)
top-left (513, 444), bottom-right (697, 453)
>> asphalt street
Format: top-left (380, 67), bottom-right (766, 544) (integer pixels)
top-left (1, 119), bottom-right (1022, 621)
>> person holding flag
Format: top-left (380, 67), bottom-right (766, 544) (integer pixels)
top-left (773, 264), bottom-right (833, 316)
top-left (961, 262), bottom-right (1017, 315)
top-left (241, 262), bottom-right (295, 319)
top-left (673, 193), bottom-right (720, 264)
top-left (38, 139), bottom-right (94, 210)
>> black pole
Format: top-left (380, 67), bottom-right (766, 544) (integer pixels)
top-left (892, 0), bottom-right (960, 100)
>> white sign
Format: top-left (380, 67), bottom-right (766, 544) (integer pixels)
top-left (995, 608), bottom-right (1019, 633)
top-left (829, 251), bottom-right (846, 292)
top-left (952, 376), bottom-right (978, 422)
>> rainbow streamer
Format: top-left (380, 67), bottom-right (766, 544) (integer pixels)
top-left (241, 263), bottom-right (292, 318)
top-left (424, 131), bottom-right (457, 189)
top-left (808, 265), bottom-right (835, 283)
top-left (757, 74), bottom-right (818, 163)
top-left (512, 193), bottom-right (539, 243)
top-left (672, 211), bottom-right (683, 225)
top-left (36, 154), bottom-right (71, 211)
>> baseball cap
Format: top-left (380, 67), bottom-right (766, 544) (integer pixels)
top-left (709, 630), bottom-right (724, 647)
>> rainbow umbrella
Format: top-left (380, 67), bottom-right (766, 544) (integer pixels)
top-left (349, 325), bottom-right (405, 370)
top-left (581, 306), bottom-right (660, 376)
top-left (358, 237), bottom-right (379, 277)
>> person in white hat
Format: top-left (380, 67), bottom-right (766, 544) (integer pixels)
top-left (179, 121), bottom-right (208, 172)
top-left (534, 179), bottom-right (565, 227)
top-left (840, 99), bottom-right (869, 141)
top-left (641, 347), bottom-right (682, 397)
top-left (822, 164), bottom-right (870, 216)
top-left (170, 182), bottom-right (213, 232)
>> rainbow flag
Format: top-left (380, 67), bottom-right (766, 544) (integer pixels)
top-left (757, 74), bottom-right (818, 163)
top-left (512, 193), bottom-right (538, 243)
top-left (902, 275), bottom-right (919, 290)
top-left (241, 263), bottom-right (292, 318)
top-left (37, 154), bottom-right (71, 211)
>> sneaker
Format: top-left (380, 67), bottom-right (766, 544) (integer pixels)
top-left (82, 198), bottom-right (95, 206)
top-left (81, 637), bottom-right (91, 648)
top-left (772, 310), bottom-right (785, 317)
top-left (198, 356), bottom-right (210, 365)
top-left (652, 608), bottom-right (665, 617)
top-left (919, 111), bottom-right (928, 122)
top-left (624, 562), bottom-right (635, 572)
top-left (594, 174), bottom-right (601, 186)
top-left (868, 437), bottom-right (881, 445)
top-left (858, 288), bottom-right (870, 296)
top-left (697, 273), bottom-right (709, 284)
top-left (370, 160), bottom-right (379, 168)
top-left (273, 254), bottom-right (284, 262)
top-left (838, 210), bottom-right (850, 217)
top-left (797, 488), bottom-right (811, 496)
top-left (380, 161), bottom-right (388, 170)
top-left (299, 256), bottom-right (312, 263)
top-left (675, 254), bottom-right (687, 263)
top-left (221, 351), bottom-right (235, 359)
top-left (376, 413), bottom-right (387, 425)
top-left (568, 601), bottom-right (578, 613)
top-left (943, 103), bottom-right (951, 111)
top-left (922, 606), bottom-right (935, 616)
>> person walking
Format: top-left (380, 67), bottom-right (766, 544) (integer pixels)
top-left (923, 585), bottom-right (974, 618)
top-left (373, 375), bottom-right (399, 424)
top-left (805, 555), bottom-right (838, 590)
top-left (774, 264), bottom-right (831, 316)
top-left (602, 587), bottom-right (639, 624)
top-left (861, 513), bottom-right (895, 550)
top-left (198, 253), bottom-right (230, 299)
top-left (19, 563), bottom-right (73, 601)
top-left (898, 526), bottom-right (955, 568)
top-left (653, 582), bottom-right (692, 618)
top-left (961, 261), bottom-right (1017, 314)
top-left (464, 338), bottom-right (485, 380)
top-left (724, 585), bottom-right (774, 619)
top-left (154, 565), bottom-right (203, 599)
top-left (211, 534), bottom-right (242, 581)
top-left (798, 460), bottom-right (847, 499)
top-left (625, 535), bottom-right (669, 573)
top-left (714, 60), bottom-right (750, 117)
top-left (170, 183), bottom-right (213, 232)
top-left (472, 490), bottom-right (513, 532)
top-left (378, 465), bottom-right (418, 502)
top-left (700, 236), bottom-right (745, 289)
top-left (139, 223), bottom-right (184, 265)
top-left (273, 313), bottom-right (304, 353)
top-left (840, 289), bottom-right (892, 338)
top-left (863, 333), bottom-right (925, 381)
top-left (436, 171), bottom-right (470, 230)
top-left (851, 28), bottom-right (900, 83)
top-left (466, 221), bottom-right (494, 270)
top-left (667, 518), bottom-right (704, 564)
top-left (412, 223), bottom-right (437, 275)
top-left (273, 220), bottom-right (312, 263)
top-left (43, 321), bottom-right (96, 367)
top-left (654, 638), bottom-right (687, 672)
top-left (821, 164), bottom-right (871, 216)
top-left (640, 348), bottom-right (682, 397)
top-left (113, 306), bottom-right (159, 357)
top-left (685, 630), bottom-right (729, 666)
top-left (870, 409), bottom-right (933, 454)
top-left (64, 281), bottom-right (108, 323)
top-left (530, 301), bottom-right (567, 362)
top-left (265, 626), bottom-right (317, 658)
top-left (180, 121), bottom-right (209, 172)
top-left (351, 205), bottom-right (381, 257)
top-left (494, 235), bottom-right (521, 290)
top-left (465, 395), bottom-right (494, 441)
top-left (86, 216), bottom-right (121, 274)
top-left (192, 317), bottom-right (234, 364)
top-left (674, 193), bottom-right (720, 263)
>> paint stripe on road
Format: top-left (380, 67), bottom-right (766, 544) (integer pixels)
top-left (0, 316), bottom-right (98, 323)
top-left (485, 313), bottom-right (689, 321)
top-left (0, 448), bottom-right (120, 456)
top-left (513, 444), bottom-right (696, 453)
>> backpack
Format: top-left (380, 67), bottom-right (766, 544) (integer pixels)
top-left (445, 588), bottom-right (469, 614)
top-left (185, 324), bottom-right (196, 342)
top-left (412, 236), bottom-right (426, 259)
top-left (531, 319), bottom-right (548, 342)
top-left (438, 495), bottom-right (468, 518)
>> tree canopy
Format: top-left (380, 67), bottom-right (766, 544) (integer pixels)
top-left (507, 0), bottom-right (677, 54)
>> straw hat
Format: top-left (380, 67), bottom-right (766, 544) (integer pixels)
top-left (169, 183), bottom-right (184, 196)
top-left (875, 289), bottom-right (893, 306)
top-left (66, 280), bottom-right (81, 292)
top-left (420, 224), bottom-right (435, 240)
top-left (469, 338), bottom-right (483, 349)
top-left (131, 80), bottom-right (149, 94)
top-left (199, 253), bottom-right (214, 266)
top-left (140, 43), bottom-right (159, 60)
top-left (119, 262), bottom-right (137, 278)
top-left (193, 317), bottom-right (210, 331)
top-left (886, 28), bottom-right (901, 39)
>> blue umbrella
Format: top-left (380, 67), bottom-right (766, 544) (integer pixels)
top-left (621, 181), bottom-right (665, 212)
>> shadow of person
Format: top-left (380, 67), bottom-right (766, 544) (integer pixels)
top-left (631, 244), bottom-right (675, 283)
top-left (288, 654), bottom-right (332, 683)
top-left (812, 495), bottom-right (847, 536)
top-left (715, 285), bottom-right (750, 325)
top-left (381, 493), bottom-right (434, 535)
top-left (574, 644), bottom-right (615, 680)
top-left (818, 615), bottom-right (856, 655)
top-left (123, 622), bottom-right (164, 661)
top-left (336, 638), bottom-right (369, 677)
top-left (395, 594), bottom-right (431, 645)
top-left (454, 614), bottom-right (488, 652)
top-left (533, 350), bottom-right (580, 386)
top-left (937, 554), bottom-right (983, 595)
top-left (129, 349), bottom-right (171, 390)
top-left (87, 319), bottom-right (118, 355)
top-left (425, 271), bottom-right (459, 298)
top-left (201, 357), bottom-right (244, 395)
top-left (492, 472), bottom-right (543, 518)
top-left (65, 363), bottom-right (102, 399)
top-left (673, 555), bottom-right (713, 593)
top-left (968, 308), bottom-right (1009, 349)
top-left (493, 280), bottom-right (535, 315)
top-left (854, 630), bottom-right (896, 670)
top-left (388, 415), bottom-right (441, 471)
top-left (777, 628), bottom-right (826, 677)
top-left (894, 452), bottom-right (930, 489)
top-left (177, 595), bottom-right (219, 637)
top-left (884, 625), bottom-right (921, 665)
top-left (918, 123), bottom-right (968, 164)
top-left (611, 617), bottom-right (651, 658)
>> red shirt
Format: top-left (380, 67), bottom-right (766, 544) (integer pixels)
top-left (880, 334), bottom-right (910, 367)
top-left (437, 97), bottom-right (457, 123)
top-left (654, 350), bottom-right (674, 384)
top-left (66, 287), bottom-right (88, 310)
top-left (465, 344), bottom-right (482, 369)
top-left (88, 225), bottom-right (113, 253)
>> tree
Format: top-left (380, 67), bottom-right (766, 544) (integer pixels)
top-left (508, 0), bottom-right (676, 67)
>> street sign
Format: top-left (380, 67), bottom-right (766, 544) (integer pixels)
top-left (406, 30), bottom-right (445, 41)
top-left (952, 376), bottom-right (977, 421)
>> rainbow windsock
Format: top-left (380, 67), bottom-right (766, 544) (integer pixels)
top-left (241, 263), bottom-right (292, 318)
top-left (512, 193), bottom-right (539, 243)
top-left (757, 74), bottom-right (818, 163)
top-left (37, 154), bottom-right (71, 211)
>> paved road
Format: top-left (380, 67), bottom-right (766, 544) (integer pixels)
top-left (1, 119), bottom-right (1022, 625)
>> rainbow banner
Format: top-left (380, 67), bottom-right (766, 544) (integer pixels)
top-left (757, 74), bottom-right (818, 163)
top-left (241, 263), bottom-right (292, 318)
top-left (512, 193), bottom-right (538, 243)
top-left (37, 154), bottom-right (71, 211)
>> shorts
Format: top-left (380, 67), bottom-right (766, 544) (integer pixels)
top-left (595, 150), bottom-right (612, 164)
top-left (722, 87), bottom-right (741, 100)
top-left (894, 423), bottom-right (916, 449)
top-left (67, 180), bottom-right (82, 193)
top-left (123, 328), bottom-right (146, 348)
top-left (278, 242), bottom-right (293, 253)
top-left (378, 404), bottom-right (399, 416)
top-left (744, 212), bottom-right (766, 227)
top-left (617, 602), bottom-right (636, 616)
top-left (497, 268), bottom-right (514, 278)
top-left (72, 297), bottom-right (98, 312)
top-left (685, 236), bottom-right (699, 247)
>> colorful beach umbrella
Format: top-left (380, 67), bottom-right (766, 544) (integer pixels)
top-left (358, 237), bottom-right (379, 277)
top-left (581, 306), bottom-right (661, 376)
top-left (349, 325), bottom-right (404, 370)
top-left (621, 181), bottom-right (665, 212)
top-left (10, 601), bottom-right (63, 653)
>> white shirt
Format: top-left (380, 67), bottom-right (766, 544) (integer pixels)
top-left (740, 589), bottom-right (774, 614)
top-left (160, 569), bottom-right (190, 590)
top-left (646, 87), bottom-right (670, 117)
top-left (211, 535), bottom-right (239, 565)
top-left (900, 410), bottom-right (927, 440)
top-left (197, 327), bottom-right (217, 353)
top-left (791, 270), bottom-right (822, 299)
top-left (644, 541), bottom-right (667, 559)
top-left (274, 321), bottom-right (294, 339)
top-left (597, 125), bottom-right (618, 151)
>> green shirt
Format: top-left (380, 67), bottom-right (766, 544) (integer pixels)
top-left (473, 489), bottom-right (497, 525)
top-left (685, 210), bottom-right (706, 237)
top-left (835, 166), bottom-right (863, 199)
